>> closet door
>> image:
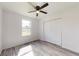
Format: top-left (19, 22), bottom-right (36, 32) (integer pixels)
top-left (44, 19), bottom-right (62, 46)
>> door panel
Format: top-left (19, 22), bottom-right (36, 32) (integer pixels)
top-left (44, 19), bottom-right (62, 46)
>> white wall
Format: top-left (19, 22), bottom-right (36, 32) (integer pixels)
top-left (2, 9), bottom-right (38, 49)
top-left (62, 7), bottom-right (79, 53)
top-left (39, 6), bottom-right (79, 53)
top-left (0, 8), bottom-right (2, 54)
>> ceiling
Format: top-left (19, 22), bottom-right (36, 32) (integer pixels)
top-left (0, 2), bottom-right (79, 19)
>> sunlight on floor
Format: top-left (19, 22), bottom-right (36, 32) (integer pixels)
top-left (18, 45), bottom-right (34, 56)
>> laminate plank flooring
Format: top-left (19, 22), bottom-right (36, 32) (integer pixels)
top-left (0, 40), bottom-right (79, 56)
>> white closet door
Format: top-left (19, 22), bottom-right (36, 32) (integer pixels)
top-left (44, 19), bottom-right (62, 46)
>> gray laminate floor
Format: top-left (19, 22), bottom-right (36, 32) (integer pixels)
top-left (0, 40), bottom-right (79, 56)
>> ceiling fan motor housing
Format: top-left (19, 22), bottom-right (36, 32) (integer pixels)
top-left (36, 6), bottom-right (40, 10)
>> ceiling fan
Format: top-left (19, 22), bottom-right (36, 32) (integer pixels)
top-left (28, 3), bottom-right (49, 16)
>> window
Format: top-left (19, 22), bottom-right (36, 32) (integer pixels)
top-left (22, 19), bottom-right (31, 36)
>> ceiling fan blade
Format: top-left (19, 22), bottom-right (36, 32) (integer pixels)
top-left (40, 3), bottom-right (48, 9)
top-left (28, 2), bottom-right (36, 9)
top-left (28, 10), bottom-right (36, 13)
top-left (36, 13), bottom-right (38, 16)
top-left (40, 10), bottom-right (47, 14)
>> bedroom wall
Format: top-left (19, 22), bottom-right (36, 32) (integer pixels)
top-left (39, 5), bottom-right (79, 53)
top-left (61, 7), bottom-right (79, 53)
top-left (0, 8), bottom-right (2, 54)
top-left (2, 9), bottom-right (38, 49)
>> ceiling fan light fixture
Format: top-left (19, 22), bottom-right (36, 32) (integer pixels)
top-left (36, 11), bottom-right (39, 13)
